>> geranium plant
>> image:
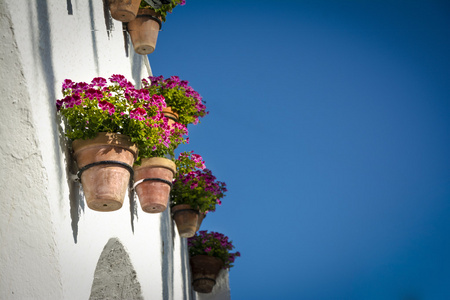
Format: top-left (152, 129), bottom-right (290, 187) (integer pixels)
top-left (142, 75), bottom-right (208, 125)
top-left (140, 0), bottom-right (185, 22)
top-left (188, 231), bottom-right (240, 269)
top-left (171, 151), bottom-right (226, 213)
top-left (56, 74), bottom-right (188, 163)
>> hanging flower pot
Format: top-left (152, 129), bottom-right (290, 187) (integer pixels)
top-left (108, 0), bottom-right (141, 22)
top-left (127, 8), bottom-right (162, 55)
top-left (162, 106), bottom-right (179, 126)
top-left (188, 231), bottom-right (240, 293)
top-left (126, 0), bottom-right (186, 54)
top-left (171, 204), bottom-right (199, 238)
top-left (196, 212), bottom-right (206, 231)
top-left (189, 255), bottom-right (224, 293)
top-left (72, 132), bottom-right (138, 211)
top-left (133, 157), bottom-right (176, 213)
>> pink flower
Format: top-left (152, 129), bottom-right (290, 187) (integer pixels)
top-left (62, 79), bottom-right (74, 90)
top-left (98, 100), bottom-right (115, 115)
top-left (130, 107), bottom-right (147, 121)
top-left (169, 75), bottom-right (181, 83)
top-left (180, 80), bottom-right (188, 88)
top-left (91, 77), bottom-right (107, 87)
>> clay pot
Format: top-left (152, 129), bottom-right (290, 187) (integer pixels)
top-left (172, 204), bottom-right (199, 238)
top-left (190, 255), bottom-right (223, 293)
top-left (162, 106), bottom-right (179, 126)
top-left (133, 157), bottom-right (176, 213)
top-left (72, 132), bottom-right (138, 212)
top-left (196, 212), bottom-right (206, 231)
top-left (127, 8), bottom-right (162, 55)
top-left (108, 0), bottom-right (140, 22)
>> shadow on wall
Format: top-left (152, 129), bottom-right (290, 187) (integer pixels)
top-left (91, 0), bottom-right (137, 72)
top-left (101, 0), bottom-right (114, 38)
top-left (180, 238), bottom-right (191, 300)
top-left (131, 48), bottom-right (143, 86)
top-left (123, 23), bottom-right (130, 58)
top-left (33, 0), bottom-right (56, 110)
top-left (161, 207), bottom-right (176, 299)
top-left (66, 0), bottom-right (73, 15)
top-left (57, 119), bottom-right (85, 244)
top-left (88, 0), bottom-right (100, 74)
top-left (129, 180), bottom-right (139, 234)
top-left (32, 1), bottom-right (79, 238)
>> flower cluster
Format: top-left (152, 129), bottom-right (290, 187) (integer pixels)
top-left (175, 151), bottom-right (206, 174)
top-left (139, 0), bottom-right (186, 22)
top-left (188, 231), bottom-right (240, 269)
top-left (56, 75), bottom-right (188, 162)
top-left (171, 152), bottom-right (226, 213)
top-left (142, 75), bottom-right (208, 125)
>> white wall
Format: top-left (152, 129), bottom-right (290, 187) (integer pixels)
top-left (0, 1), bottom-right (229, 299)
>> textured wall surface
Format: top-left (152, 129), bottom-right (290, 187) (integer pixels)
top-left (0, 2), bottom-right (64, 298)
top-left (0, 1), bottom-right (230, 299)
top-left (90, 238), bottom-right (143, 300)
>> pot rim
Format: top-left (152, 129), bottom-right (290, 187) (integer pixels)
top-left (134, 156), bottom-right (176, 175)
top-left (72, 132), bottom-right (138, 159)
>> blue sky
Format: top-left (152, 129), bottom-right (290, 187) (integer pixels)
top-left (149, 1), bottom-right (450, 299)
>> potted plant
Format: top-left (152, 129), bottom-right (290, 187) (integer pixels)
top-left (57, 75), bottom-right (158, 211)
top-left (170, 152), bottom-right (226, 237)
top-left (132, 96), bottom-right (188, 213)
top-left (188, 231), bottom-right (240, 293)
top-left (108, 0), bottom-right (141, 22)
top-left (142, 75), bottom-right (208, 126)
top-left (127, 0), bottom-right (186, 55)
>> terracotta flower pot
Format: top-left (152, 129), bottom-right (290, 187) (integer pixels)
top-left (162, 106), bottom-right (179, 126)
top-left (196, 212), bottom-right (206, 231)
top-left (108, 0), bottom-right (140, 22)
top-left (190, 255), bottom-right (224, 293)
top-left (133, 157), bottom-right (176, 213)
top-left (127, 8), bottom-right (162, 55)
top-left (172, 204), bottom-right (199, 238)
top-left (72, 132), bottom-right (138, 212)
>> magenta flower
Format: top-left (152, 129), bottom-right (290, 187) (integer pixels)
top-left (172, 157), bottom-right (226, 213)
top-left (141, 75), bottom-right (208, 125)
top-left (62, 79), bottom-right (74, 90)
top-left (169, 75), bottom-right (181, 83)
top-left (91, 77), bottom-right (107, 87)
top-left (130, 107), bottom-right (147, 121)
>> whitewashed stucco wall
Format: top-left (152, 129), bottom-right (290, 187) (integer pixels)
top-left (0, 0), bottom-right (229, 299)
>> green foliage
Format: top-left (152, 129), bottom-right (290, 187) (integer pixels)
top-left (139, 0), bottom-right (185, 22)
top-left (170, 152), bottom-right (226, 213)
top-left (142, 75), bottom-right (208, 125)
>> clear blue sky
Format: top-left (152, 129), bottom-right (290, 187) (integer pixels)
top-left (149, 1), bottom-right (450, 299)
